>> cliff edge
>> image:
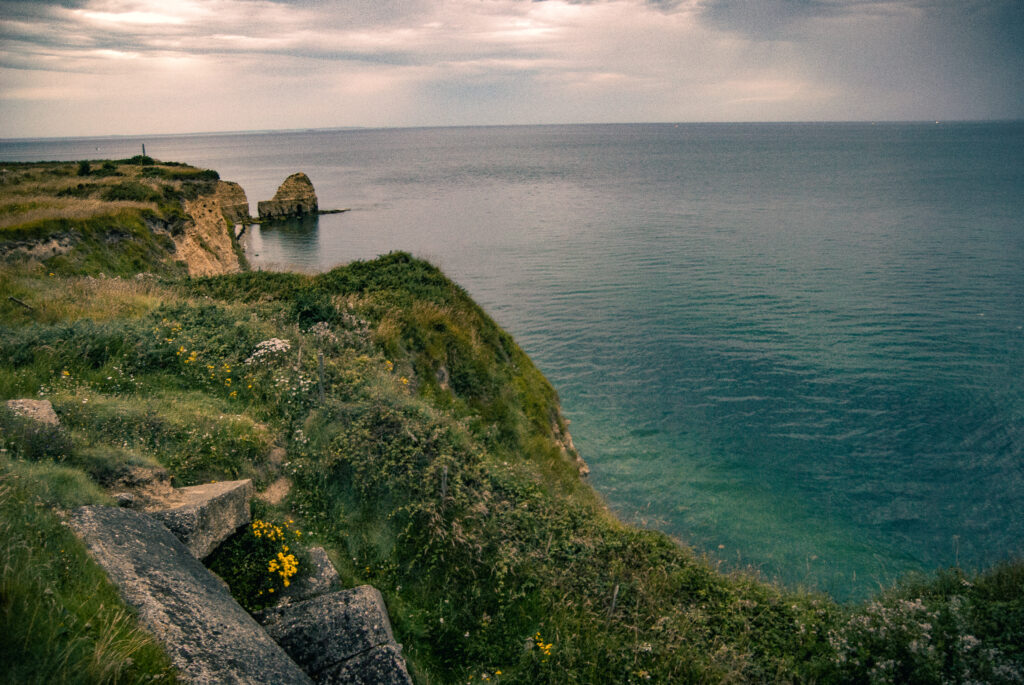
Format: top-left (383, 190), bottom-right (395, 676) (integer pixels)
top-left (176, 195), bottom-right (243, 277)
top-left (0, 159), bottom-right (245, 277)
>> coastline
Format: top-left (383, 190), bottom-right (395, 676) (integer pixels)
top-left (1, 157), bottom-right (1022, 683)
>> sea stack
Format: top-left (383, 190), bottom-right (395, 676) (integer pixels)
top-left (257, 172), bottom-right (318, 220)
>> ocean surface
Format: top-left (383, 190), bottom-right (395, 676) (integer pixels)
top-left (4, 122), bottom-right (1023, 600)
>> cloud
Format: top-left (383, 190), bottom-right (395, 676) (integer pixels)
top-left (0, 0), bottom-right (1021, 137)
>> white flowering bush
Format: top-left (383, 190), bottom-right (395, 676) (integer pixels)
top-left (829, 598), bottom-right (941, 683)
top-left (827, 585), bottom-right (1024, 684)
top-left (245, 338), bottom-right (291, 365)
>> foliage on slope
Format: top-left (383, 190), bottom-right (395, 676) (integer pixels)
top-left (1, 161), bottom-right (1022, 684)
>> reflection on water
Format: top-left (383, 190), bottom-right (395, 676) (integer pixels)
top-left (243, 214), bottom-right (321, 271)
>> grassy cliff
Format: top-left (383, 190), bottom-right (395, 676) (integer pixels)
top-left (1, 161), bottom-right (1022, 684)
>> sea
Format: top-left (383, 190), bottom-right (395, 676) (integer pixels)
top-left (3, 122), bottom-right (1022, 600)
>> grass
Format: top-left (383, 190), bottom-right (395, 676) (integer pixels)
top-left (2, 159), bottom-right (1022, 683)
top-left (0, 459), bottom-right (178, 684)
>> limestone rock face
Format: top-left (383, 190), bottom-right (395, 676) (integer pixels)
top-left (257, 586), bottom-right (413, 684)
top-left (258, 173), bottom-right (318, 220)
top-left (69, 505), bottom-right (313, 685)
top-left (214, 181), bottom-right (251, 224)
top-left (175, 197), bottom-right (243, 277)
top-left (329, 644), bottom-right (412, 685)
top-left (552, 416), bottom-right (589, 478)
top-left (4, 398), bottom-right (59, 426)
top-left (149, 479), bottom-right (253, 559)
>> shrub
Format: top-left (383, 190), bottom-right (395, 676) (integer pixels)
top-left (101, 182), bottom-right (160, 203)
top-left (206, 514), bottom-right (312, 612)
top-left (57, 183), bottom-right (97, 198)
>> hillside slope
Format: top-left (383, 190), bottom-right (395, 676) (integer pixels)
top-left (1, 160), bottom-right (1022, 684)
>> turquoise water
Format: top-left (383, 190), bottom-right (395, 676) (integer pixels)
top-left (4, 123), bottom-right (1023, 599)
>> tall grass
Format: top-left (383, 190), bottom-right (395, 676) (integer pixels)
top-left (0, 463), bottom-right (177, 683)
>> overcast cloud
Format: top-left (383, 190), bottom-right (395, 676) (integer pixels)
top-left (0, 0), bottom-right (1021, 137)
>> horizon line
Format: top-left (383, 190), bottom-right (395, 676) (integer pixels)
top-left (3, 118), bottom-right (1023, 144)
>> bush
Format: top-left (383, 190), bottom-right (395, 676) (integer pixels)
top-left (823, 567), bottom-right (1024, 684)
top-left (57, 183), bottom-right (97, 198)
top-left (206, 514), bottom-right (312, 612)
top-left (101, 182), bottom-right (160, 203)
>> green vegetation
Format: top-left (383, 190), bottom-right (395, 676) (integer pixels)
top-left (1, 160), bottom-right (1022, 683)
top-left (0, 456), bottom-right (178, 684)
top-left (208, 511), bottom-right (312, 612)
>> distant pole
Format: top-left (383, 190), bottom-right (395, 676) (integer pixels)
top-left (142, 143), bottom-right (146, 156)
top-left (317, 351), bottom-right (325, 403)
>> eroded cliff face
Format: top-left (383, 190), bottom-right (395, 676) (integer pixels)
top-left (214, 181), bottom-right (251, 224)
top-left (553, 415), bottom-right (590, 477)
top-left (175, 196), bottom-right (243, 276)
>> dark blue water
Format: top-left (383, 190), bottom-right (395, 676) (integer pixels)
top-left (4, 123), bottom-right (1023, 599)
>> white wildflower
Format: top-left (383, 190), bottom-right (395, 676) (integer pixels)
top-left (245, 338), bottom-right (291, 365)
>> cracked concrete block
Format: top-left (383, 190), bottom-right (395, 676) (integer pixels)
top-left (257, 586), bottom-right (412, 685)
top-left (70, 505), bottom-right (312, 684)
top-left (150, 479), bottom-right (253, 559)
top-left (280, 546), bottom-right (340, 603)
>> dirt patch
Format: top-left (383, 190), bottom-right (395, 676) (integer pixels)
top-left (257, 477), bottom-right (291, 506)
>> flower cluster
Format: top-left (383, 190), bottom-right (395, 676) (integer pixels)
top-left (252, 518), bottom-right (287, 542)
top-left (532, 631), bottom-right (553, 661)
top-left (268, 550), bottom-right (299, 588)
top-left (245, 338), bottom-right (291, 365)
top-left (249, 518), bottom-right (305, 600)
top-left (177, 345), bottom-right (198, 364)
top-left (308, 321), bottom-right (338, 343)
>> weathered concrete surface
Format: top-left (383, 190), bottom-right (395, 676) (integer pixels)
top-left (328, 644), bottom-right (413, 685)
top-left (214, 181), bottom-right (251, 224)
top-left (258, 586), bottom-right (412, 685)
top-left (280, 546), bottom-right (340, 603)
top-left (257, 173), bottom-right (318, 220)
top-left (4, 398), bottom-right (59, 425)
top-left (70, 506), bottom-right (312, 685)
top-left (149, 479), bottom-right (253, 559)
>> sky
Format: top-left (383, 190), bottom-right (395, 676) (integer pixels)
top-left (1, 0), bottom-right (1022, 138)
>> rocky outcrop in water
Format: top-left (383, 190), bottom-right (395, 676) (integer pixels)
top-left (258, 173), bottom-right (318, 220)
top-left (214, 181), bottom-right (251, 224)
